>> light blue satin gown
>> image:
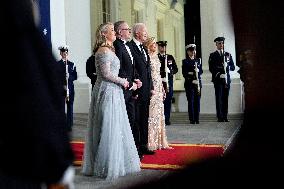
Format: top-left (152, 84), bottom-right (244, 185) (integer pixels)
top-left (82, 49), bottom-right (141, 180)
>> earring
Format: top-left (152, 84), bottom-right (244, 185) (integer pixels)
top-left (103, 35), bottom-right (107, 45)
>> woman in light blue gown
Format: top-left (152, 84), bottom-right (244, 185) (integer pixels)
top-left (82, 22), bottom-right (141, 180)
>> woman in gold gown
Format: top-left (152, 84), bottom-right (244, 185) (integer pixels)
top-left (143, 37), bottom-right (173, 151)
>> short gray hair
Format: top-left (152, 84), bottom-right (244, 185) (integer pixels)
top-left (132, 23), bottom-right (146, 38)
top-left (114, 21), bottom-right (126, 34)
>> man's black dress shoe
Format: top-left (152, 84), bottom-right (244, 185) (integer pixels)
top-left (224, 119), bottom-right (229, 122)
top-left (142, 148), bottom-right (155, 155)
top-left (165, 121), bottom-right (171, 125)
top-left (140, 147), bottom-right (155, 155)
top-left (190, 120), bottom-right (195, 124)
top-left (218, 119), bottom-right (224, 122)
top-left (195, 120), bottom-right (199, 124)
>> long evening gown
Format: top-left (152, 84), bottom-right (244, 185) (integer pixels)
top-left (82, 49), bottom-right (141, 180)
top-left (147, 53), bottom-right (170, 150)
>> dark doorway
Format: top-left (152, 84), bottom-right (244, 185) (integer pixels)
top-left (184, 0), bottom-right (201, 58)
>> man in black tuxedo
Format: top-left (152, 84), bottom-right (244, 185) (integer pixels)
top-left (208, 37), bottom-right (235, 122)
top-left (128, 23), bottom-right (154, 157)
top-left (86, 50), bottom-right (97, 90)
top-left (113, 20), bottom-right (142, 150)
top-left (0, 0), bottom-right (74, 188)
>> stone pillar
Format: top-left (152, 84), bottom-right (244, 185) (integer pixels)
top-left (51, 0), bottom-right (92, 113)
top-left (50, 0), bottom-right (66, 59)
top-left (200, 0), bottom-right (237, 77)
top-left (65, 0), bottom-right (92, 113)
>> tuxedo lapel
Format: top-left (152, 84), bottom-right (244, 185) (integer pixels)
top-left (117, 39), bottom-right (130, 58)
top-left (130, 40), bottom-right (147, 64)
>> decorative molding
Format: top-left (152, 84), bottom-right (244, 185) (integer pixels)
top-left (133, 0), bottom-right (145, 10)
top-left (174, 2), bottom-right (183, 14)
top-left (168, 2), bottom-right (184, 18)
top-left (153, 0), bottom-right (170, 12)
top-left (154, 0), bottom-right (168, 6)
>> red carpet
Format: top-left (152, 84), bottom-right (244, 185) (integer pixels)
top-left (141, 144), bottom-right (224, 170)
top-left (70, 141), bottom-right (224, 170)
top-left (70, 141), bottom-right (84, 166)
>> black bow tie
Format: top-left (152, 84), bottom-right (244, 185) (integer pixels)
top-left (139, 44), bottom-right (145, 53)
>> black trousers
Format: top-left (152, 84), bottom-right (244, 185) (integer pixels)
top-left (66, 99), bottom-right (74, 131)
top-left (185, 83), bottom-right (201, 122)
top-left (135, 98), bottom-right (150, 150)
top-left (124, 90), bottom-right (138, 146)
top-left (214, 82), bottom-right (230, 120)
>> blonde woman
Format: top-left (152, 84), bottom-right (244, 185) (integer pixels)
top-left (82, 22), bottom-right (141, 180)
top-left (143, 37), bottom-right (173, 151)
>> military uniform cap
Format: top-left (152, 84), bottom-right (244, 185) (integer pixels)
top-left (214, 37), bottom-right (225, 43)
top-left (185, 44), bottom-right (196, 51)
top-left (58, 45), bottom-right (69, 52)
top-left (156, 41), bottom-right (167, 46)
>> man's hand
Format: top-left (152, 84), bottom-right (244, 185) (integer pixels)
top-left (134, 79), bottom-right (142, 88)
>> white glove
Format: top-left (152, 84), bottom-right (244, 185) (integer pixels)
top-left (220, 74), bottom-right (226, 78)
top-left (188, 72), bottom-right (194, 75)
top-left (60, 166), bottom-right (75, 189)
top-left (195, 68), bottom-right (199, 73)
top-left (166, 67), bottom-right (171, 73)
top-left (192, 80), bottom-right (199, 85)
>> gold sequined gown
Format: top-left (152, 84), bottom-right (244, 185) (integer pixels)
top-left (148, 53), bottom-right (170, 150)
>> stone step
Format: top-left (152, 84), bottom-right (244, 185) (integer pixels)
top-left (73, 113), bottom-right (243, 125)
top-left (170, 112), bottom-right (243, 122)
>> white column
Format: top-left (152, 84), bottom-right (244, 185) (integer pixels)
top-left (65, 0), bottom-right (92, 113)
top-left (50, 0), bottom-right (92, 81)
top-left (50, 0), bottom-right (66, 60)
top-left (51, 0), bottom-right (92, 113)
top-left (200, 0), bottom-right (238, 78)
top-left (65, 0), bottom-right (92, 83)
top-left (195, 0), bottom-right (242, 114)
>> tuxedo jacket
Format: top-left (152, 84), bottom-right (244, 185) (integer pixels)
top-left (113, 38), bottom-right (138, 90)
top-left (208, 50), bottom-right (235, 85)
top-left (86, 55), bottom-right (97, 86)
top-left (128, 40), bottom-right (153, 101)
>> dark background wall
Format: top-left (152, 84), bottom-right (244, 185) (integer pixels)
top-left (184, 0), bottom-right (201, 58)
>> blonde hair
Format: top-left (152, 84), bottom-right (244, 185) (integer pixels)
top-left (94, 22), bottom-right (115, 52)
top-left (143, 36), bottom-right (156, 51)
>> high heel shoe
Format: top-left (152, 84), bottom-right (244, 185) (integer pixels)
top-left (162, 146), bottom-right (174, 150)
